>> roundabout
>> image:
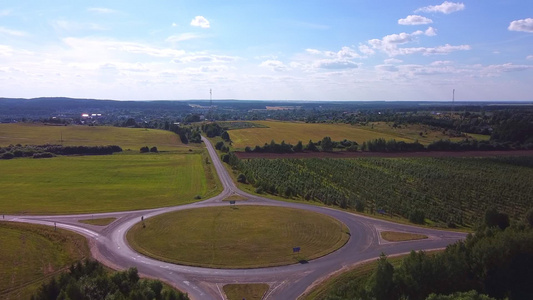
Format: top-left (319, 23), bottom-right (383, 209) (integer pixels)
top-left (126, 206), bottom-right (350, 268)
top-left (6, 136), bottom-right (468, 300)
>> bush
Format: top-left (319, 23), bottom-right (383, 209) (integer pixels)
top-left (1, 152), bottom-right (14, 159)
top-left (140, 146), bottom-right (149, 153)
top-left (237, 174), bottom-right (247, 183)
top-left (409, 209), bottom-right (425, 224)
top-left (150, 146), bottom-right (158, 153)
top-left (33, 152), bottom-right (55, 159)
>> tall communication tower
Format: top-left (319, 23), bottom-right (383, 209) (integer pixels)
top-left (451, 89), bottom-right (455, 116)
top-left (209, 89), bottom-right (212, 107)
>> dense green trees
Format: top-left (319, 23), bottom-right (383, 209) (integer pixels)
top-left (31, 260), bottom-right (188, 300)
top-left (322, 219), bottom-right (533, 300)
top-left (0, 144), bottom-right (122, 159)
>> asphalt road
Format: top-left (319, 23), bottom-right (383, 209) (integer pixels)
top-left (6, 136), bottom-right (467, 300)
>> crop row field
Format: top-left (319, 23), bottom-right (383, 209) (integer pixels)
top-left (0, 123), bottom-right (185, 151)
top-left (238, 156), bottom-right (533, 227)
top-left (225, 121), bottom-right (489, 150)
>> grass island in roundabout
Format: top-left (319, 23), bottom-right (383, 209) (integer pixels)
top-left (127, 205), bottom-right (350, 269)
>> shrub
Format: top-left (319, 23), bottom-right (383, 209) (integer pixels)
top-left (1, 152), bottom-right (14, 159)
top-left (33, 152), bottom-right (55, 159)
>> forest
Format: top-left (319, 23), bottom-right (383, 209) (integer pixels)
top-left (319, 211), bottom-right (533, 300)
top-left (31, 260), bottom-right (189, 300)
top-left (236, 156), bottom-right (533, 227)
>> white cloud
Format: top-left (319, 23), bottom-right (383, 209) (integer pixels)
top-left (172, 23), bottom-right (178, 27)
top-left (508, 18), bottom-right (533, 33)
top-left (425, 27), bottom-right (437, 36)
top-left (0, 26), bottom-right (28, 37)
top-left (88, 7), bottom-right (116, 14)
top-left (483, 63), bottom-right (532, 74)
top-left (398, 15), bottom-right (433, 25)
top-left (260, 60), bottom-right (289, 72)
top-left (416, 1), bottom-right (465, 14)
top-left (376, 64), bottom-right (399, 72)
top-left (174, 54), bottom-right (237, 64)
top-left (359, 44), bottom-right (375, 55)
top-left (384, 58), bottom-right (403, 64)
top-left (527, 55), bottom-right (533, 60)
top-left (400, 44), bottom-right (471, 56)
top-left (190, 16), bottom-right (210, 28)
top-left (62, 37), bottom-right (186, 59)
top-left (52, 20), bottom-right (106, 31)
top-left (365, 28), bottom-right (466, 57)
top-left (166, 33), bottom-right (202, 43)
top-left (0, 9), bottom-right (12, 16)
top-left (430, 60), bottom-right (452, 66)
top-left (314, 59), bottom-right (358, 69)
top-left (0, 44), bottom-right (15, 56)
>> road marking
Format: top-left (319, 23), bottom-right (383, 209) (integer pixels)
top-left (215, 283), bottom-right (224, 300)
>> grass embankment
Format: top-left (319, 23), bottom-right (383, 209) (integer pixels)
top-left (0, 123), bottom-right (186, 151)
top-left (223, 284), bottom-right (269, 300)
top-left (301, 251), bottom-right (441, 300)
top-left (0, 152), bottom-right (217, 214)
top-left (381, 231), bottom-right (428, 242)
top-left (127, 206), bottom-right (350, 268)
top-left (78, 218), bottom-right (117, 226)
top-left (225, 121), bottom-right (489, 150)
top-left (301, 256), bottom-right (405, 300)
top-left (0, 222), bottom-right (90, 300)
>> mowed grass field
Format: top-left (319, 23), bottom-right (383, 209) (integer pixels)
top-left (0, 222), bottom-right (89, 300)
top-left (226, 121), bottom-right (489, 149)
top-left (0, 123), bottom-right (185, 151)
top-left (0, 152), bottom-right (213, 214)
top-left (127, 206), bottom-right (350, 268)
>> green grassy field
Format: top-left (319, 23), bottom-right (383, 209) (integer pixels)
top-left (0, 123), bottom-right (186, 151)
top-left (78, 218), bottom-right (117, 226)
top-left (0, 222), bottom-right (90, 300)
top-left (0, 151), bottom-right (217, 214)
top-left (223, 284), bottom-right (269, 300)
top-left (225, 121), bottom-right (489, 149)
top-left (380, 231), bottom-right (428, 242)
top-left (127, 206), bottom-right (350, 268)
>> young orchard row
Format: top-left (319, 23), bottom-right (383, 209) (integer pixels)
top-left (237, 156), bottom-right (533, 226)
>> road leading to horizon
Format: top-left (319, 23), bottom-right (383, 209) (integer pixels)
top-left (5, 136), bottom-right (467, 300)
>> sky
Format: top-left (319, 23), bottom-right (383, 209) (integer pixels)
top-left (0, 0), bottom-right (532, 101)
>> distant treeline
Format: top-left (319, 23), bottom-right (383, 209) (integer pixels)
top-left (168, 124), bottom-right (201, 144)
top-left (244, 137), bottom-right (359, 154)
top-left (241, 137), bottom-right (528, 155)
top-left (201, 123), bottom-right (231, 141)
top-left (0, 144), bottom-right (122, 159)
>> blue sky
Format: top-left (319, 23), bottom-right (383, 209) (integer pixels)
top-left (0, 1), bottom-right (532, 101)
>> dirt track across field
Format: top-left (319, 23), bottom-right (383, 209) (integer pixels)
top-left (235, 150), bottom-right (533, 159)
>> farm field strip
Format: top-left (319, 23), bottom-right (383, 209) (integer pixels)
top-left (0, 123), bottom-right (185, 151)
top-left (0, 152), bottom-right (211, 214)
top-left (225, 121), bottom-right (490, 149)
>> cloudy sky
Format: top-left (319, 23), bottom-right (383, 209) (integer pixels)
top-left (1, 1), bottom-right (532, 101)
